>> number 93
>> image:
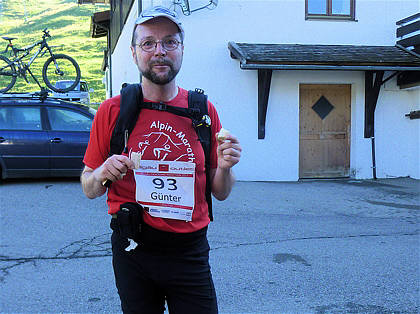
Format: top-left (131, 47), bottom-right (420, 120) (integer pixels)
top-left (152, 178), bottom-right (177, 190)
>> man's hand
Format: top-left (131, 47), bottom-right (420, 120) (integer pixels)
top-left (81, 155), bottom-right (135, 199)
top-left (98, 154), bottom-right (135, 184)
top-left (211, 131), bottom-right (242, 201)
top-left (216, 131), bottom-right (242, 170)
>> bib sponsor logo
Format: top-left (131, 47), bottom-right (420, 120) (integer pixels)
top-left (159, 164), bottom-right (169, 172)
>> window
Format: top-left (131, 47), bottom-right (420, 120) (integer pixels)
top-left (0, 107), bottom-right (41, 130)
top-left (47, 108), bottom-right (92, 131)
top-left (306, 0), bottom-right (355, 20)
top-left (80, 82), bottom-right (88, 92)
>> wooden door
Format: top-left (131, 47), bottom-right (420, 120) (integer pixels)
top-left (299, 84), bottom-right (351, 178)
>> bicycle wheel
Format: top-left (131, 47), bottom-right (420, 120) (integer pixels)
top-left (42, 54), bottom-right (81, 92)
top-left (0, 55), bottom-right (17, 93)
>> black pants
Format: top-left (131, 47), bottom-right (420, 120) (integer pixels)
top-left (111, 221), bottom-right (218, 314)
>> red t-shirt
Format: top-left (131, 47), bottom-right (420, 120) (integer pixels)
top-left (83, 87), bottom-right (221, 233)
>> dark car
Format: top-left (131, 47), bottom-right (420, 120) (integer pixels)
top-left (0, 95), bottom-right (96, 179)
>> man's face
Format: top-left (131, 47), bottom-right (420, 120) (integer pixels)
top-left (131, 17), bottom-right (184, 85)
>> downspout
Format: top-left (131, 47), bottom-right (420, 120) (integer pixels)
top-left (371, 135), bottom-right (377, 179)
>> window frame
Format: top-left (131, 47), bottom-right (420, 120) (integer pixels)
top-left (305, 0), bottom-right (356, 21)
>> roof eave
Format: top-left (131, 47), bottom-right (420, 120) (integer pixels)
top-left (239, 63), bottom-right (420, 71)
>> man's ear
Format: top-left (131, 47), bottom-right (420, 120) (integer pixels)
top-left (130, 46), bottom-right (136, 60)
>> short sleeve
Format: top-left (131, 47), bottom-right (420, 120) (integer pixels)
top-left (83, 96), bottom-right (121, 170)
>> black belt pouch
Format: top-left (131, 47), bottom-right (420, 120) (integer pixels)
top-left (111, 202), bottom-right (143, 243)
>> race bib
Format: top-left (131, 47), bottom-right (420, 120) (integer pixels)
top-left (134, 160), bottom-right (195, 221)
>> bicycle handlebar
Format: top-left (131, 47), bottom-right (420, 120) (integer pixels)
top-left (42, 28), bottom-right (50, 38)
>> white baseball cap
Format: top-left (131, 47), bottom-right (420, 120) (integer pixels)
top-left (135, 6), bottom-right (184, 39)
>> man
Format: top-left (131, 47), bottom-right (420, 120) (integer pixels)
top-left (81, 5), bottom-right (241, 314)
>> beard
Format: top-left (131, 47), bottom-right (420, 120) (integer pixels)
top-left (137, 57), bottom-right (181, 85)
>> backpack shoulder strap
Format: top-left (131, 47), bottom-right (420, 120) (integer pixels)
top-left (188, 88), bottom-right (213, 221)
top-left (109, 83), bottom-right (142, 155)
top-left (140, 101), bottom-right (199, 119)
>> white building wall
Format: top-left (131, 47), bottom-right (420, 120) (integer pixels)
top-left (375, 79), bottom-right (420, 179)
top-left (110, 2), bottom-right (141, 96)
top-left (110, 0), bottom-right (420, 181)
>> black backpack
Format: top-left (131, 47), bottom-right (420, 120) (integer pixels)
top-left (109, 83), bottom-right (214, 221)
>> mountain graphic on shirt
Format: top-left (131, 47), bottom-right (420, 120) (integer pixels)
top-left (137, 131), bottom-right (192, 161)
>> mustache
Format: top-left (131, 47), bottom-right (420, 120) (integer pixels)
top-left (149, 59), bottom-right (173, 67)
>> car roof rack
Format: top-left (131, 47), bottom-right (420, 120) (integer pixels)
top-left (0, 89), bottom-right (92, 107)
top-left (0, 88), bottom-right (50, 102)
top-left (0, 89), bottom-right (87, 103)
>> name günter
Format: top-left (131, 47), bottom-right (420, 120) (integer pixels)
top-left (151, 192), bottom-right (181, 202)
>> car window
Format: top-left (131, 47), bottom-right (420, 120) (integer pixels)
top-left (47, 107), bottom-right (92, 131)
top-left (80, 82), bottom-right (88, 92)
top-left (56, 81), bottom-right (77, 90)
top-left (0, 106), bottom-right (41, 130)
top-left (0, 108), bottom-right (6, 129)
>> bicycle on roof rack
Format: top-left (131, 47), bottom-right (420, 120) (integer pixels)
top-left (0, 28), bottom-right (81, 94)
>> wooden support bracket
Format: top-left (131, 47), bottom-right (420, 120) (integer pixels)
top-left (258, 69), bottom-right (273, 139)
top-left (364, 70), bottom-right (384, 138)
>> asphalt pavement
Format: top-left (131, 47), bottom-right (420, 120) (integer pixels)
top-left (0, 177), bottom-right (419, 313)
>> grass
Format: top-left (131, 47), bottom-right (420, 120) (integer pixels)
top-left (0, 0), bottom-right (108, 105)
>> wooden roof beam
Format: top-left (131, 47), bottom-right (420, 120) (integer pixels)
top-left (258, 69), bottom-right (272, 139)
top-left (364, 70), bottom-right (384, 139)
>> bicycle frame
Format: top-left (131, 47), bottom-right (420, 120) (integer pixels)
top-left (6, 34), bottom-right (53, 88)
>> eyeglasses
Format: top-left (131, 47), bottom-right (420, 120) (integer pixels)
top-left (136, 37), bottom-right (181, 52)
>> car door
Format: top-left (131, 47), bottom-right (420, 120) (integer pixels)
top-left (0, 104), bottom-right (50, 178)
top-left (45, 106), bottom-right (92, 176)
